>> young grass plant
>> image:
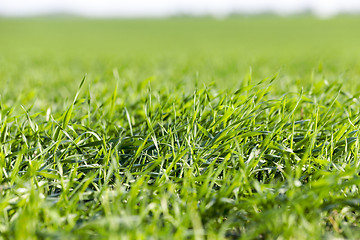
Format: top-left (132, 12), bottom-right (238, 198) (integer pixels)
top-left (1, 71), bottom-right (360, 239)
top-left (2, 16), bottom-right (360, 239)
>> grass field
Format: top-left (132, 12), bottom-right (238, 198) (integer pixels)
top-left (1, 16), bottom-right (360, 239)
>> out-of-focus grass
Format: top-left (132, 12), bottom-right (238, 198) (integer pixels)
top-left (1, 16), bottom-right (360, 105)
top-left (2, 16), bottom-right (360, 57)
top-left (1, 16), bottom-right (360, 239)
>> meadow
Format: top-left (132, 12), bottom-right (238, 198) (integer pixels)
top-left (1, 15), bottom-right (360, 239)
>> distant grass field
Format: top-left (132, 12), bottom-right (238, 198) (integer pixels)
top-left (1, 16), bottom-right (360, 239)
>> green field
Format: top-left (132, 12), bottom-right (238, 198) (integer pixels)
top-left (1, 16), bottom-right (360, 239)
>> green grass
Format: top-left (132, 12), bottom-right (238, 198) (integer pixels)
top-left (1, 16), bottom-right (360, 239)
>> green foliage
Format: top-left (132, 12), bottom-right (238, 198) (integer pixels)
top-left (1, 16), bottom-right (360, 239)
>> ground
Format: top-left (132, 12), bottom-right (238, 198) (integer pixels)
top-left (1, 16), bottom-right (360, 239)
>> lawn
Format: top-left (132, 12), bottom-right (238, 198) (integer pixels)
top-left (1, 15), bottom-right (360, 239)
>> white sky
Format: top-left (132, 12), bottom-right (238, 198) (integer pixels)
top-left (0, 0), bottom-right (360, 18)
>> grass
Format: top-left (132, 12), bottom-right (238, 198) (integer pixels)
top-left (1, 15), bottom-right (360, 239)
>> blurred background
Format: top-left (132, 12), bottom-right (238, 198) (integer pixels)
top-left (1, 0), bottom-right (360, 106)
top-left (1, 0), bottom-right (360, 18)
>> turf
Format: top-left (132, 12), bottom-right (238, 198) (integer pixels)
top-left (1, 16), bottom-right (360, 239)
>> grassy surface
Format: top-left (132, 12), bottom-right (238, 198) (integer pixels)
top-left (1, 16), bottom-right (360, 239)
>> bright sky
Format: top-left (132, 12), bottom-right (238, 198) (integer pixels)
top-left (0, 0), bottom-right (360, 18)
